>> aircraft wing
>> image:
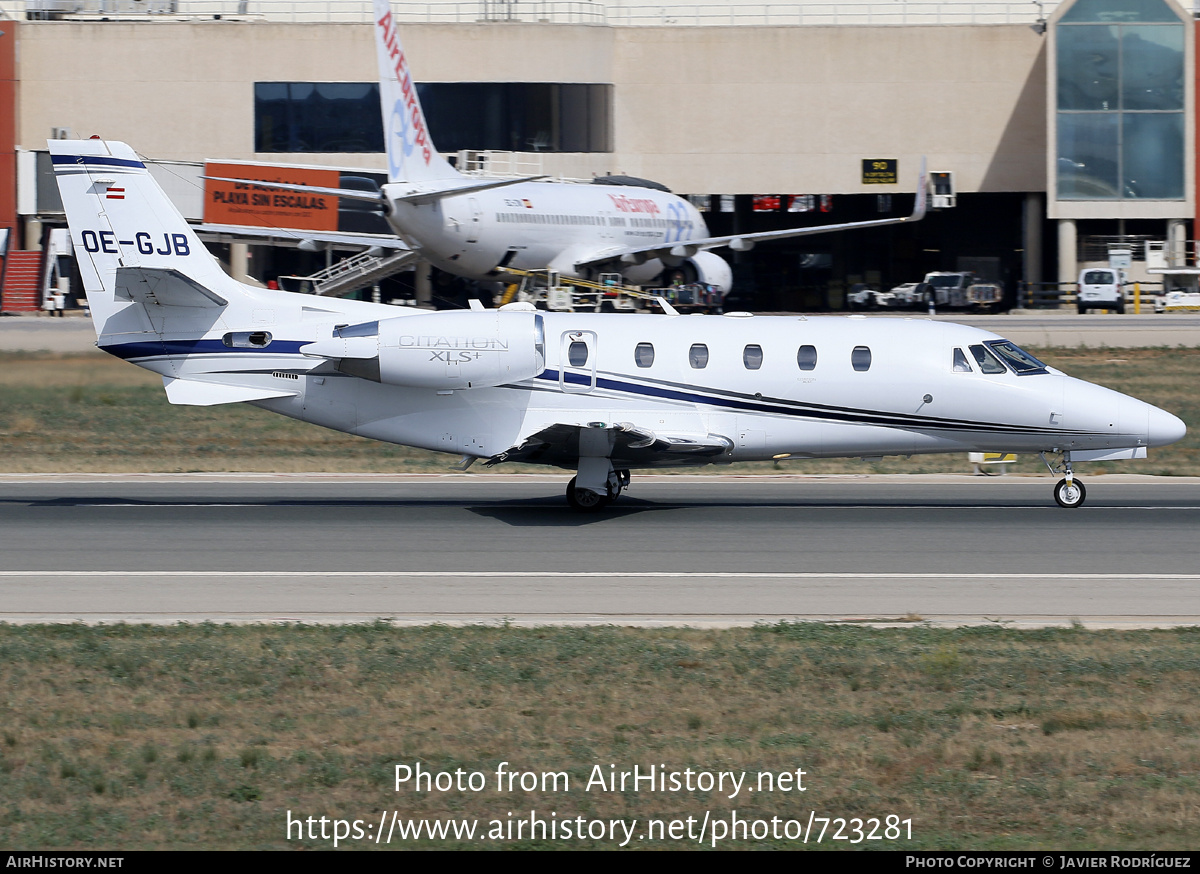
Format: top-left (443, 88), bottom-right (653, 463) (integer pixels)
top-left (575, 158), bottom-right (928, 272)
top-left (203, 176), bottom-right (387, 205)
top-left (203, 174), bottom-right (549, 206)
top-left (486, 422), bottom-right (732, 468)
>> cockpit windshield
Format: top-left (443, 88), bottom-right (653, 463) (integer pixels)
top-left (984, 340), bottom-right (1049, 375)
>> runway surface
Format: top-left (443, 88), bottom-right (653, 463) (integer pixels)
top-left (2, 312), bottom-right (1198, 352)
top-left (2, 474), bottom-right (1198, 628)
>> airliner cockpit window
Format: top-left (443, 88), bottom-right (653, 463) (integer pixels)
top-left (969, 343), bottom-right (1007, 374)
top-left (689, 343), bottom-right (709, 369)
top-left (952, 348), bottom-right (973, 372)
top-left (568, 341), bottom-right (589, 367)
top-left (985, 340), bottom-right (1049, 375)
top-left (634, 342), bottom-right (655, 368)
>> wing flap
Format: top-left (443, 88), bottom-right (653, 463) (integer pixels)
top-left (486, 422), bottom-right (732, 467)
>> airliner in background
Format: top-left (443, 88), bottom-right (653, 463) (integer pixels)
top-left (207, 0), bottom-right (927, 295)
top-left (52, 137), bottom-right (1185, 510)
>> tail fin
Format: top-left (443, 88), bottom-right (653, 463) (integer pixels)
top-left (49, 139), bottom-right (250, 344)
top-left (374, 0), bottom-right (460, 184)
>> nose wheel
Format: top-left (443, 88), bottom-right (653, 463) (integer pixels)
top-left (1054, 477), bottom-right (1087, 508)
top-left (1041, 451), bottom-right (1087, 508)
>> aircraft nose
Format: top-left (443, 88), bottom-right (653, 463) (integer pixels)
top-left (1147, 404), bottom-right (1187, 447)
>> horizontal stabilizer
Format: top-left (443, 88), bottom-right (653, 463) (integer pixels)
top-left (163, 377), bottom-right (298, 406)
top-left (117, 267), bottom-right (228, 308)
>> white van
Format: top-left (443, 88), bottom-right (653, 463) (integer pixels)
top-left (1077, 268), bottom-right (1124, 314)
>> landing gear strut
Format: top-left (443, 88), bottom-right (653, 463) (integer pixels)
top-left (1041, 451), bottom-right (1086, 508)
top-left (565, 469), bottom-right (630, 512)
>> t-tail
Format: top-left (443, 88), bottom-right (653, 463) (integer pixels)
top-left (374, 0), bottom-right (460, 184)
top-left (48, 138), bottom-right (255, 351)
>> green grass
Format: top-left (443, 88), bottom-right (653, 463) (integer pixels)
top-left (1, 623), bottom-right (1199, 850)
top-left (0, 347), bottom-right (1197, 475)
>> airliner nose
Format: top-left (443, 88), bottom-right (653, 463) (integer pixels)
top-left (1147, 405), bottom-right (1187, 447)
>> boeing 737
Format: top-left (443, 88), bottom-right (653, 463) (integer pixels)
top-left (207, 0), bottom-right (927, 295)
top-left (52, 137), bottom-right (1186, 510)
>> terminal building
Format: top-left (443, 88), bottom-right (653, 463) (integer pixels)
top-left (0, 0), bottom-right (1196, 311)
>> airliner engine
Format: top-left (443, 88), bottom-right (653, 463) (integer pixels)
top-left (300, 310), bottom-right (545, 389)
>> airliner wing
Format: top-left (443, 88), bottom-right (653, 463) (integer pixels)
top-left (575, 158), bottom-right (928, 272)
top-left (203, 174), bottom-right (548, 206)
top-left (486, 422), bottom-right (732, 467)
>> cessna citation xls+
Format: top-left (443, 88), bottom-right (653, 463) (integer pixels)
top-left (205, 0), bottom-right (928, 294)
top-left (52, 138), bottom-right (1185, 509)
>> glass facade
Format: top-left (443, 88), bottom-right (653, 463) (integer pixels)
top-left (255, 82), bottom-right (612, 154)
top-left (1055, 0), bottom-right (1185, 200)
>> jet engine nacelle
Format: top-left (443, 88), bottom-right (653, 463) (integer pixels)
top-left (303, 310), bottom-right (545, 390)
top-left (654, 251), bottom-right (733, 295)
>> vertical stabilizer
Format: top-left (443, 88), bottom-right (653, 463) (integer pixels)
top-left (48, 139), bottom-right (251, 345)
top-left (374, 0), bottom-right (460, 184)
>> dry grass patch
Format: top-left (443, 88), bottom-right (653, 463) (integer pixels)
top-left (1, 623), bottom-right (1199, 849)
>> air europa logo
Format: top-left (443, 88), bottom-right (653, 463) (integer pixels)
top-left (609, 194), bottom-right (661, 216)
top-left (377, 9), bottom-right (433, 166)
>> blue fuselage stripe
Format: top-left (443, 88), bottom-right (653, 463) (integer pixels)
top-left (51, 154), bottom-right (146, 170)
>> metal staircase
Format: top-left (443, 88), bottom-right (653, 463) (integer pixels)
top-left (290, 249), bottom-right (419, 298)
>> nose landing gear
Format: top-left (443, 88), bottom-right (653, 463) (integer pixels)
top-left (1041, 451), bottom-right (1087, 508)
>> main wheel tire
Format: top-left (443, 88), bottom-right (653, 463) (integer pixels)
top-left (1054, 477), bottom-right (1087, 508)
top-left (566, 476), bottom-right (610, 512)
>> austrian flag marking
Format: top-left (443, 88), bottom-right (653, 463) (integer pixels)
top-left (106, 187), bottom-right (126, 200)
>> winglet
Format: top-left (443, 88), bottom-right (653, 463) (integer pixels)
top-left (654, 296), bottom-right (680, 316)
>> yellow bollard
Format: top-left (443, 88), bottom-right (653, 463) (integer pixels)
top-left (1134, 282), bottom-right (1140, 314)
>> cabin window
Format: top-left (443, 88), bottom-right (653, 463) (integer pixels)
top-left (985, 340), bottom-right (1049, 375)
top-left (952, 348), bottom-right (973, 372)
top-left (969, 343), bottom-right (1007, 374)
top-left (634, 342), bottom-right (655, 368)
top-left (851, 346), bottom-right (872, 372)
top-left (222, 331), bottom-right (272, 348)
top-left (568, 341), bottom-right (589, 367)
top-left (689, 343), bottom-right (709, 369)
top-left (743, 344), bottom-right (763, 370)
top-left (796, 345), bottom-right (817, 371)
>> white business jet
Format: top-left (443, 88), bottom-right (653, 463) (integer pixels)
top-left (52, 137), bottom-right (1185, 509)
top-left (206, 0), bottom-right (927, 295)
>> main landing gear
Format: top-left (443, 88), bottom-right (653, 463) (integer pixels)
top-left (1041, 451), bottom-right (1086, 508)
top-left (565, 469), bottom-right (630, 512)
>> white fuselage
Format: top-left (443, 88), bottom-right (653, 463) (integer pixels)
top-left (384, 179), bottom-right (708, 284)
top-left (109, 301), bottom-right (1182, 467)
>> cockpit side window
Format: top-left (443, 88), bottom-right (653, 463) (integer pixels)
top-left (985, 340), bottom-right (1049, 375)
top-left (969, 344), bottom-right (1007, 374)
top-left (952, 348), bottom-right (973, 372)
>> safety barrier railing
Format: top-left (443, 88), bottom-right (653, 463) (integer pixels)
top-left (5, 0), bottom-right (1082, 26)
